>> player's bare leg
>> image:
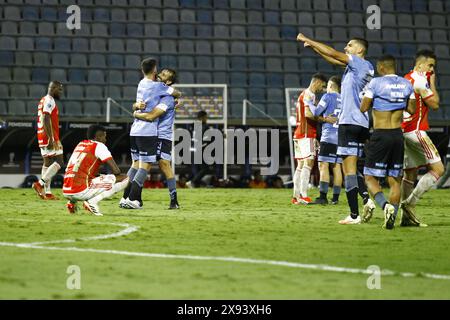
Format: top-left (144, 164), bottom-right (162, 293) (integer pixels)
top-left (364, 175), bottom-right (397, 229)
top-left (330, 163), bottom-right (342, 204)
top-left (159, 159), bottom-right (179, 209)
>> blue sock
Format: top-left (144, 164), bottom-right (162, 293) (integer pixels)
top-left (319, 181), bottom-right (329, 199)
top-left (123, 167), bottom-right (138, 199)
top-left (167, 178), bottom-right (177, 201)
top-left (332, 186), bottom-right (341, 201)
top-left (133, 168), bottom-right (148, 187)
top-left (374, 192), bottom-right (387, 210)
top-left (128, 168), bottom-right (147, 202)
top-left (345, 174), bottom-right (359, 217)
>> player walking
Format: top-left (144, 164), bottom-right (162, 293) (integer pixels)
top-left (400, 50), bottom-right (443, 227)
top-left (297, 34), bottom-right (376, 224)
top-left (360, 55), bottom-right (416, 229)
top-left (32, 81), bottom-right (65, 200)
top-left (291, 73), bottom-right (327, 205)
top-left (63, 125), bottom-right (129, 216)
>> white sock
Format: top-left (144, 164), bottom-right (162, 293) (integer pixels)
top-left (406, 171), bottom-right (439, 206)
top-left (89, 178), bottom-right (129, 204)
top-left (41, 166), bottom-right (51, 194)
top-left (293, 168), bottom-right (302, 197)
top-left (40, 162), bottom-right (61, 186)
top-left (299, 165), bottom-right (312, 198)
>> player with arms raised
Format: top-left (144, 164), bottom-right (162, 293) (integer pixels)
top-left (297, 34), bottom-right (376, 224)
top-left (63, 125), bottom-right (129, 216)
top-left (32, 81), bottom-right (64, 200)
top-left (400, 50), bottom-right (443, 227)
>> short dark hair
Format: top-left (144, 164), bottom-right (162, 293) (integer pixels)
top-left (162, 68), bottom-right (177, 84)
top-left (377, 54), bottom-right (397, 70)
top-left (352, 37), bottom-right (369, 54)
top-left (329, 75), bottom-right (341, 89)
top-left (312, 73), bottom-right (328, 83)
top-left (87, 124), bottom-right (106, 140)
top-left (141, 58), bottom-right (157, 75)
top-left (415, 49), bottom-right (436, 62)
top-left (197, 110), bottom-right (207, 119)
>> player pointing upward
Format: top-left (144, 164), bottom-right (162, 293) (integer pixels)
top-left (297, 34), bottom-right (375, 224)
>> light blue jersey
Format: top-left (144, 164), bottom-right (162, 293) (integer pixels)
top-left (364, 74), bottom-right (415, 111)
top-left (130, 78), bottom-right (174, 137)
top-left (157, 95), bottom-right (176, 141)
top-left (340, 54), bottom-right (374, 128)
top-left (312, 92), bottom-right (341, 145)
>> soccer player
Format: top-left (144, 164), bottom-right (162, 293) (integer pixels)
top-left (308, 76), bottom-right (343, 205)
top-left (132, 68), bottom-right (180, 209)
top-left (63, 125), bottom-right (129, 216)
top-left (32, 81), bottom-right (65, 200)
top-left (297, 34), bottom-right (375, 224)
top-left (361, 55), bottom-right (416, 229)
top-left (400, 50), bottom-right (443, 226)
top-left (123, 58), bottom-right (181, 209)
top-left (292, 73), bottom-right (327, 205)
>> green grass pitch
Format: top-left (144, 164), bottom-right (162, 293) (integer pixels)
top-left (1, 187), bottom-right (450, 299)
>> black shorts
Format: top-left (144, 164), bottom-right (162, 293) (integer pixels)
top-left (337, 124), bottom-right (370, 158)
top-left (157, 138), bottom-right (172, 161)
top-left (363, 128), bottom-right (404, 178)
top-left (130, 135), bottom-right (158, 163)
top-left (318, 142), bottom-right (342, 164)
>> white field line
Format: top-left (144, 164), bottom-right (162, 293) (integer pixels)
top-left (1, 241), bottom-right (450, 281)
top-left (1, 218), bottom-right (450, 281)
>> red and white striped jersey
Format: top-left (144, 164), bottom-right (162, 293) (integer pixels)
top-left (63, 140), bottom-right (113, 194)
top-left (294, 89), bottom-right (317, 139)
top-left (402, 71), bottom-right (435, 133)
top-left (37, 95), bottom-right (60, 147)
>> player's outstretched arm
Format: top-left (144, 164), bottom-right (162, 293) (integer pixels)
top-left (297, 33), bottom-right (348, 66)
top-left (360, 97), bottom-right (373, 113)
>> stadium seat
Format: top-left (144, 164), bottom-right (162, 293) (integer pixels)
top-left (281, 12), bottom-right (297, 25)
top-left (267, 88), bottom-right (283, 101)
top-left (281, 42), bottom-right (297, 56)
top-left (248, 26), bottom-right (264, 39)
top-left (230, 103), bottom-right (243, 117)
top-left (213, 72), bottom-right (227, 84)
top-left (129, 8), bottom-right (145, 22)
top-left (0, 37), bottom-right (16, 50)
top-left (84, 102), bottom-right (103, 117)
top-left (107, 86), bottom-right (122, 100)
top-left (198, 10), bottom-right (212, 23)
top-left (32, 68), bottom-right (49, 83)
top-left (382, 28), bottom-right (398, 42)
top-left (231, 88), bottom-right (247, 101)
top-left (231, 41), bottom-right (246, 55)
top-left (248, 71), bottom-right (265, 87)
top-left (231, 26), bottom-right (247, 39)
top-left (50, 69), bottom-right (67, 82)
top-left (398, 29), bottom-right (414, 42)
top-left (213, 41), bottom-right (229, 54)
top-left (41, 7), bottom-right (58, 21)
top-left (435, 45), bottom-right (450, 58)
top-left (348, 12), bottom-right (364, 26)
top-left (23, 7), bottom-right (40, 20)
top-left (33, 53), bottom-right (49, 67)
top-left (178, 72), bottom-right (194, 83)
top-left (247, 41), bottom-right (264, 55)
top-left (63, 101), bottom-right (83, 116)
top-left (265, 57), bottom-right (282, 72)
top-left (383, 13), bottom-right (397, 27)
top-left (248, 88), bottom-right (266, 102)
top-left (88, 54), bottom-right (106, 68)
top-left (385, 44), bottom-right (400, 57)
top-left (123, 86), bottom-right (136, 99)
top-left (331, 13), bottom-right (347, 26)
top-left (72, 38), bottom-right (89, 52)
top-left (214, 57), bottom-right (227, 70)
top-left (13, 67), bottom-right (31, 82)
top-left (348, 27), bottom-right (364, 39)
top-left (317, 59), bottom-right (335, 73)
top-left (315, 12), bottom-right (330, 25)
top-left (400, 44), bottom-right (417, 57)
top-left (159, 56), bottom-right (177, 69)
top-left (106, 71), bottom-right (123, 85)
top-left (267, 104), bottom-right (284, 117)
top-left (86, 86), bottom-right (104, 99)
top-left (36, 37), bottom-right (52, 50)
top-left (230, 72), bottom-right (247, 86)
top-left (4, 6), bottom-right (21, 20)
top-left (0, 101), bottom-right (8, 115)
top-left (329, 0), bottom-right (345, 11)
top-left (108, 39), bottom-right (125, 52)
top-left (91, 38), bottom-right (107, 52)
top-left (26, 100), bottom-right (38, 114)
top-left (214, 10), bottom-right (229, 24)
top-left (332, 28), bottom-right (348, 42)
top-left (143, 40), bottom-right (160, 53)
top-left (230, 57), bottom-right (247, 70)
top-left (111, 9), bottom-right (127, 22)
top-left (179, 56), bottom-right (195, 69)
top-left (0, 85), bottom-right (9, 98)
top-left (429, 0), bottom-right (444, 13)
top-left (298, 12), bottom-right (314, 26)
top-left (17, 37), bottom-right (34, 50)
top-left (430, 15), bottom-right (446, 28)
top-left (416, 29), bottom-right (431, 42)
top-left (180, 9), bottom-right (196, 22)
top-left (248, 11), bottom-right (263, 24)
top-left (300, 58), bottom-right (316, 71)
top-left (66, 85), bottom-right (84, 99)
top-left (179, 40), bottom-right (195, 54)
top-left (52, 53), bottom-right (68, 67)
top-left (196, 72), bottom-right (212, 83)
top-left (414, 14), bottom-right (429, 28)
top-left (2, 21), bottom-right (19, 35)
top-left (280, 0), bottom-right (296, 10)
top-left (265, 42), bottom-right (280, 55)
top-left (231, 11), bottom-right (246, 24)
top-left (0, 52), bottom-right (15, 66)
top-left (398, 14), bottom-right (413, 27)
top-left (346, 0), bottom-right (362, 11)
top-left (93, 8), bottom-right (109, 22)
top-left (267, 73), bottom-right (283, 87)
top-left (264, 11), bottom-right (279, 24)
top-left (111, 23), bottom-right (126, 37)
top-left (179, 24), bottom-right (196, 38)
top-left (214, 25), bottom-right (229, 38)
top-left (432, 30), bottom-right (447, 43)
top-left (180, 0), bottom-right (195, 7)
top-left (283, 57), bottom-right (299, 71)
top-left (30, 84), bottom-right (45, 98)
top-left (264, 26), bottom-right (280, 40)
top-left (161, 25), bottom-right (178, 37)
top-left (146, 9), bottom-right (162, 22)
top-left (197, 25), bottom-right (213, 38)
top-left (9, 101), bottom-right (27, 115)
top-left (127, 24), bottom-right (144, 37)
top-left (315, 27), bottom-right (330, 41)
top-left (297, 0), bottom-right (312, 10)
top-left (88, 70), bottom-right (105, 84)
top-left (10, 85), bottom-right (28, 98)
top-left (163, 9), bottom-right (179, 23)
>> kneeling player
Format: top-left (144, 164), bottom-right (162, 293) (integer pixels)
top-left (132, 68), bottom-right (180, 209)
top-left (360, 55), bottom-right (416, 229)
top-left (309, 76), bottom-right (343, 205)
top-left (63, 125), bottom-right (129, 216)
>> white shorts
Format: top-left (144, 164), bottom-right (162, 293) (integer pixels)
top-left (40, 141), bottom-right (63, 158)
top-left (63, 174), bottom-right (116, 202)
top-left (294, 138), bottom-right (318, 160)
top-left (404, 131), bottom-right (441, 169)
